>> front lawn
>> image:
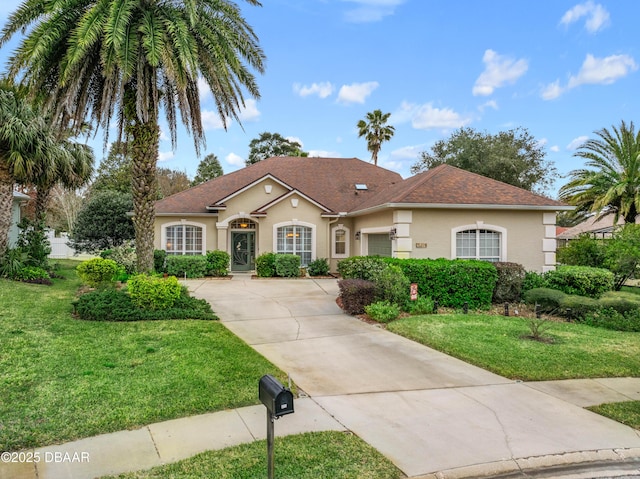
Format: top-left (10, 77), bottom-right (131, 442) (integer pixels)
top-left (589, 401), bottom-right (640, 430)
top-left (102, 431), bottom-right (402, 479)
top-left (0, 261), bottom-right (287, 451)
top-left (387, 313), bottom-right (640, 381)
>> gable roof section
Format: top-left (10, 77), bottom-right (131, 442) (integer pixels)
top-left (155, 157), bottom-right (403, 215)
top-left (351, 164), bottom-right (569, 214)
top-left (252, 189), bottom-right (336, 216)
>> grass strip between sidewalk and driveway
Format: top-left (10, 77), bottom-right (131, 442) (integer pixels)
top-left (387, 313), bottom-right (640, 381)
top-left (101, 431), bottom-right (403, 479)
top-left (588, 401), bottom-right (640, 430)
top-left (0, 260), bottom-right (288, 452)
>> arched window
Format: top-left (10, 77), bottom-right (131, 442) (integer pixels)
top-left (275, 222), bottom-right (314, 266)
top-left (452, 224), bottom-right (506, 262)
top-left (163, 222), bottom-right (205, 255)
top-left (332, 225), bottom-right (350, 258)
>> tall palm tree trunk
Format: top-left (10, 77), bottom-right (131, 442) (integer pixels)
top-left (0, 163), bottom-right (14, 255)
top-left (130, 120), bottom-right (160, 273)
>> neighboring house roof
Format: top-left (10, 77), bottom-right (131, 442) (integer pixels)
top-left (13, 191), bottom-right (31, 201)
top-left (557, 214), bottom-right (640, 240)
top-left (155, 157), bottom-right (569, 216)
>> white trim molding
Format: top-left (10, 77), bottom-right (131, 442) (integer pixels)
top-left (273, 220), bottom-right (317, 263)
top-left (161, 220), bottom-right (207, 255)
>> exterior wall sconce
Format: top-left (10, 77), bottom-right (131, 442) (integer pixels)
top-left (355, 231), bottom-right (361, 240)
top-left (389, 228), bottom-right (397, 240)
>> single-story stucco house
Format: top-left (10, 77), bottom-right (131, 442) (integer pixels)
top-left (153, 156), bottom-right (571, 273)
top-left (9, 191), bottom-right (30, 247)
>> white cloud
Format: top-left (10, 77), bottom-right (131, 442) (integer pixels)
top-left (198, 77), bottom-right (211, 102)
top-left (225, 152), bottom-right (245, 166)
top-left (541, 80), bottom-right (564, 100)
top-left (239, 99), bottom-right (261, 122)
top-left (286, 136), bottom-right (304, 148)
top-left (337, 81), bottom-right (379, 104)
top-left (568, 54), bottom-right (638, 88)
top-left (560, 1), bottom-right (610, 34)
top-left (201, 110), bottom-right (228, 130)
top-left (390, 144), bottom-right (427, 160)
top-left (472, 49), bottom-right (528, 96)
top-left (567, 136), bottom-right (589, 150)
top-left (342, 0), bottom-right (405, 23)
top-left (293, 82), bottom-right (334, 99)
top-left (550, 145), bottom-right (560, 152)
top-left (158, 151), bottom-right (174, 162)
top-left (478, 100), bottom-right (498, 112)
top-left (395, 101), bottom-right (472, 130)
top-left (308, 150), bottom-right (342, 158)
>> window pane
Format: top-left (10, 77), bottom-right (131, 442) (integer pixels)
top-left (456, 229), bottom-right (500, 262)
top-left (456, 230), bottom-right (476, 258)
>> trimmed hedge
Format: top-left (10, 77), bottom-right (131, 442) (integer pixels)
top-left (383, 258), bottom-right (498, 309)
top-left (338, 279), bottom-right (377, 315)
top-left (544, 265), bottom-right (614, 298)
top-left (127, 274), bottom-right (182, 310)
top-left (76, 258), bottom-right (120, 287)
top-left (558, 294), bottom-right (600, 320)
top-left (166, 255), bottom-right (208, 278)
top-left (206, 250), bottom-right (230, 277)
top-left (308, 258), bottom-right (330, 276)
top-left (256, 252), bottom-right (277, 277)
top-left (337, 256), bottom-right (388, 281)
top-left (523, 287), bottom-right (567, 312)
top-left (275, 254), bottom-right (301, 277)
top-left (492, 262), bottom-right (526, 303)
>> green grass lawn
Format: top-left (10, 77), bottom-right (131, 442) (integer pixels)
top-left (589, 401), bottom-right (640, 430)
top-left (387, 313), bottom-right (640, 381)
top-left (0, 261), bottom-right (287, 451)
top-left (101, 431), bottom-right (402, 479)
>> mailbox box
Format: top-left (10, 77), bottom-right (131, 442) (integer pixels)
top-left (259, 374), bottom-right (294, 418)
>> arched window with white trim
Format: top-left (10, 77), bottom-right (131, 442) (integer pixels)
top-left (162, 221), bottom-right (206, 255)
top-left (274, 221), bottom-right (315, 266)
top-left (451, 223), bottom-right (507, 262)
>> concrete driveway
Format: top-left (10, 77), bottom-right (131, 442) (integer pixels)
top-left (187, 276), bottom-right (640, 478)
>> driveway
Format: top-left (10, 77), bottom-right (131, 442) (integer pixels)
top-left (187, 276), bottom-right (640, 478)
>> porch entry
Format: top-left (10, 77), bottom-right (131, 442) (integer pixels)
top-left (231, 231), bottom-right (256, 271)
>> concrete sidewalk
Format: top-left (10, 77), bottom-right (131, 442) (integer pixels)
top-left (2, 276), bottom-right (640, 479)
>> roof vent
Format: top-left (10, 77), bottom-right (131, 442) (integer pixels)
top-left (355, 184), bottom-right (368, 191)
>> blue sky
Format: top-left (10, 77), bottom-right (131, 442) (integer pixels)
top-left (1, 0), bottom-right (638, 197)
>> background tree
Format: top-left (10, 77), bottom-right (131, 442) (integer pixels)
top-left (559, 121), bottom-right (640, 224)
top-left (192, 153), bottom-right (223, 186)
top-left (2, 0), bottom-right (265, 272)
top-left (48, 184), bottom-right (86, 233)
top-left (156, 168), bottom-right (191, 198)
top-left (246, 132), bottom-right (307, 166)
top-left (411, 127), bottom-right (557, 194)
top-left (91, 143), bottom-right (131, 194)
top-left (68, 190), bottom-right (135, 253)
top-left (357, 109), bottom-right (395, 166)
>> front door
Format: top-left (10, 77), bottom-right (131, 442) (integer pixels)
top-left (231, 231), bottom-right (255, 271)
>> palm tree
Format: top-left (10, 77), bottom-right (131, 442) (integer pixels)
top-left (1, 0), bottom-right (265, 272)
top-left (559, 121), bottom-right (640, 224)
top-left (357, 109), bottom-right (395, 166)
top-left (0, 86), bottom-right (57, 256)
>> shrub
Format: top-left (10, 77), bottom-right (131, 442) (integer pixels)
top-left (365, 301), bottom-right (400, 323)
top-left (338, 279), bottom-right (377, 315)
top-left (16, 218), bottom-right (51, 269)
top-left (0, 248), bottom-right (29, 279)
top-left (523, 287), bottom-right (567, 313)
top-left (584, 308), bottom-right (640, 332)
top-left (308, 258), bottom-right (330, 276)
top-left (127, 274), bottom-right (183, 310)
top-left (558, 294), bottom-right (600, 320)
top-left (522, 271), bottom-right (547, 292)
top-left (153, 249), bottom-right (167, 273)
top-left (73, 288), bottom-right (216, 321)
top-left (166, 255), bottom-right (207, 278)
top-left (106, 240), bottom-right (137, 274)
top-left (337, 256), bottom-right (388, 281)
top-left (275, 254), bottom-right (300, 277)
top-left (14, 266), bottom-right (52, 285)
top-left (371, 264), bottom-right (410, 307)
top-left (206, 250), bottom-right (230, 277)
top-left (256, 252), bottom-right (277, 277)
top-left (492, 262), bottom-right (526, 303)
top-left (598, 291), bottom-right (640, 315)
top-left (406, 296), bottom-right (434, 315)
top-left (76, 258), bottom-right (120, 288)
top-left (544, 265), bottom-right (614, 298)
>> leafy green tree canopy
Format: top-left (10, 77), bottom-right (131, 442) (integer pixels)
top-left (411, 127), bottom-right (557, 194)
top-left (192, 153), bottom-right (223, 186)
top-left (92, 143), bottom-right (131, 194)
top-left (156, 168), bottom-right (190, 198)
top-left (68, 190), bottom-right (135, 253)
top-left (246, 132), bottom-right (307, 166)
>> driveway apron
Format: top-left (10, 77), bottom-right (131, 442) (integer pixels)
top-left (187, 278), bottom-right (640, 478)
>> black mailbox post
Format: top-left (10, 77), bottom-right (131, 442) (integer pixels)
top-left (259, 375), bottom-right (294, 479)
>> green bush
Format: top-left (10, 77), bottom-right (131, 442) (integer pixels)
top-left (153, 249), bottom-right (167, 273)
top-left (371, 264), bottom-right (410, 307)
top-left (522, 271), bottom-right (548, 292)
top-left (365, 301), bottom-right (400, 323)
top-left (166, 255), bottom-right (207, 278)
top-left (337, 256), bottom-right (388, 281)
top-left (544, 265), bottom-right (614, 298)
top-left (256, 252), bottom-right (277, 277)
top-left (14, 266), bottom-right (52, 285)
top-left (338, 279), bottom-right (377, 315)
top-left (73, 288), bottom-right (216, 321)
top-left (106, 240), bottom-right (137, 274)
top-left (127, 274), bottom-right (183, 310)
top-left (492, 262), bottom-right (526, 303)
top-left (406, 296), bottom-right (434, 315)
top-left (584, 307), bottom-right (640, 332)
top-left (0, 248), bottom-right (29, 279)
top-left (558, 294), bottom-right (600, 320)
top-left (523, 287), bottom-right (567, 312)
top-left (598, 291), bottom-right (640, 315)
top-left (76, 258), bottom-right (120, 288)
top-left (307, 258), bottom-right (330, 276)
top-left (384, 258), bottom-right (497, 309)
top-left (556, 234), bottom-right (606, 268)
top-left (275, 254), bottom-right (300, 277)
top-left (206, 250), bottom-right (230, 277)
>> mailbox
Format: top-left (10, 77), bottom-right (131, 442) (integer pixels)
top-left (259, 374), bottom-right (294, 418)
